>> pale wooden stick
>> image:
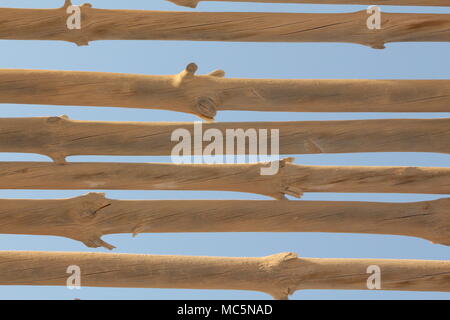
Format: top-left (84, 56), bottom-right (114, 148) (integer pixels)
top-left (2, 68), bottom-right (449, 120)
top-left (0, 160), bottom-right (448, 199)
top-left (168, 0), bottom-right (450, 8)
top-left (0, 193), bottom-right (448, 249)
top-left (0, 2), bottom-right (449, 48)
top-left (0, 251), bottom-right (448, 299)
top-left (1, 116), bottom-right (449, 162)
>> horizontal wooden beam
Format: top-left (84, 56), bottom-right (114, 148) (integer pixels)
top-left (0, 2), bottom-right (449, 48)
top-left (1, 116), bottom-right (449, 162)
top-left (168, 0), bottom-right (450, 8)
top-left (1, 251), bottom-right (449, 299)
top-left (1, 68), bottom-right (449, 120)
top-left (0, 160), bottom-right (448, 199)
top-left (1, 194), bottom-right (448, 249)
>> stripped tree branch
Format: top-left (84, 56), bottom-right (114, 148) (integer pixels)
top-left (0, 251), bottom-right (449, 299)
top-left (1, 68), bottom-right (450, 119)
top-left (0, 2), bottom-right (449, 48)
top-left (167, 0), bottom-right (450, 8)
top-left (0, 193), bottom-right (448, 249)
top-left (0, 159), bottom-right (448, 199)
top-left (0, 116), bottom-right (449, 162)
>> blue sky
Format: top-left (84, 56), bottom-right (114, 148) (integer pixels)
top-left (0, 0), bottom-right (449, 299)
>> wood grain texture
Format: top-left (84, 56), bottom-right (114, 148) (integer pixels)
top-left (168, 0), bottom-right (450, 8)
top-left (0, 193), bottom-right (448, 249)
top-left (0, 251), bottom-right (448, 299)
top-left (1, 116), bottom-right (449, 162)
top-left (0, 2), bottom-right (449, 48)
top-left (0, 159), bottom-right (448, 199)
top-left (1, 67), bottom-right (450, 119)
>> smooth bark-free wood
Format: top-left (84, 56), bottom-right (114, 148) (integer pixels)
top-left (0, 193), bottom-right (448, 249)
top-left (168, 0), bottom-right (450, 7)
top-left (1, 68), bottom-right (450, 119)
top-left (1, 2), bottom-right (449, 48)
top-left (0, 160), bottom-right (448, 199)
top-left (0, 251), bottom-right (449, 299)
top-left (1, 116), bottom-right (449, 162)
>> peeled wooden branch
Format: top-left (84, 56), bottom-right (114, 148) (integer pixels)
top-left (0, 160), bottom-right (448, 199)
top-left (1, 2), bottom-right (449, 48)
top-left (168, 0), bottom-right (450, 8)
top-left (1, 251), bottom-right (449, 299)
top-left (1, 193), bottom-right (448, 249)
top-left (1, 68), bottom-right (450, 120)
top-left (1, 116), bottom-right (449, 162)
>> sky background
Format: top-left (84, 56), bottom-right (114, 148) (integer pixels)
top-left (0, 0), bottom-right (449, 300)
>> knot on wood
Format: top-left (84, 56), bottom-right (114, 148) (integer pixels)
top-left (172, 63), bottom-right (225, 120)
top-left (45, 115), bottom-right (70, 164)
top-left (260, 252), bottom-right (299, 300)
top-left (68, 193), bottom-right (115, 250)
top-left (72, 192), bottom-right (111, 222)
top-left (62, 1), bottom-right (93, 46)
top-left (428, 198), bottom-right (450, 246)
top-left (263, 252), bottom-right (299, 269)
top-left (166, 0), bottom-right (200, 8)
top-left (262, 158), bottom-right (303, 200)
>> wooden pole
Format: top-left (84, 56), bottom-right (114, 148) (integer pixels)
top-left (167, 0), bottom-right (450, 8)
top-left (0, 193), bottom-right (448, 249)
top-left (1, 116), bottom-right (449, 162)
top-left (0, 251), bottom-right (448, 299)
top-left (1, 68), bottom-right (450, 119)
top-left (0, 159), bottom-right (448, 199)
top-left (0, 2), bottom-right (449, 48)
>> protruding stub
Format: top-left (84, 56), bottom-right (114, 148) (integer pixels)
top-left (172, 63), bottom-right (198, 87)
top-left (208, 69), bottom-right (226, 78)
top-left (132, 224), bottom-right (146, 238)
top-left (62, 1), bottom-right (93, 12)
top-left (46, 114), bottom-right (69, 124)
top-left (371, 42), bottom-right (386, 49)
top-left (82, 236), bottom-right (116, 251)
top-left (48, 152), bottom-right (67, 165)
top-left (62, 0), bottom-right (73, 8)
top-left (166, 0), bottom-right (200, 8)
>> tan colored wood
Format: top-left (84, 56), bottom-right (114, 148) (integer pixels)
top-left (0, 159), bottom-right (448, 199)
top-left (1, 116), bottom-right (449, 162)
top-left (0, 251), bottom-right (448, 299)
top-left (0, 2), bottom-right (449, 48)
top-left (168, 0), bottom-right (450, 7)
top-left (1, 68), bottom-right (450, 120)
top-left (0, 193), bottom-right (448, 249)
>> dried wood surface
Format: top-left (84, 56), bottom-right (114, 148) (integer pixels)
top-left (0, 116), bottom-right (449, 162)
top-left (0, 2), bottom-right (449, 48)
top-left (0, 193), bottom-right (448, 249)
top-left (1, 67), bottom-right (450, 119)
top-left (0, 159), bottom-right (448, 199)
top-left (0, 251), bottom-right (448, 299)
top-left (168, 0), bottom-right (450, 7)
